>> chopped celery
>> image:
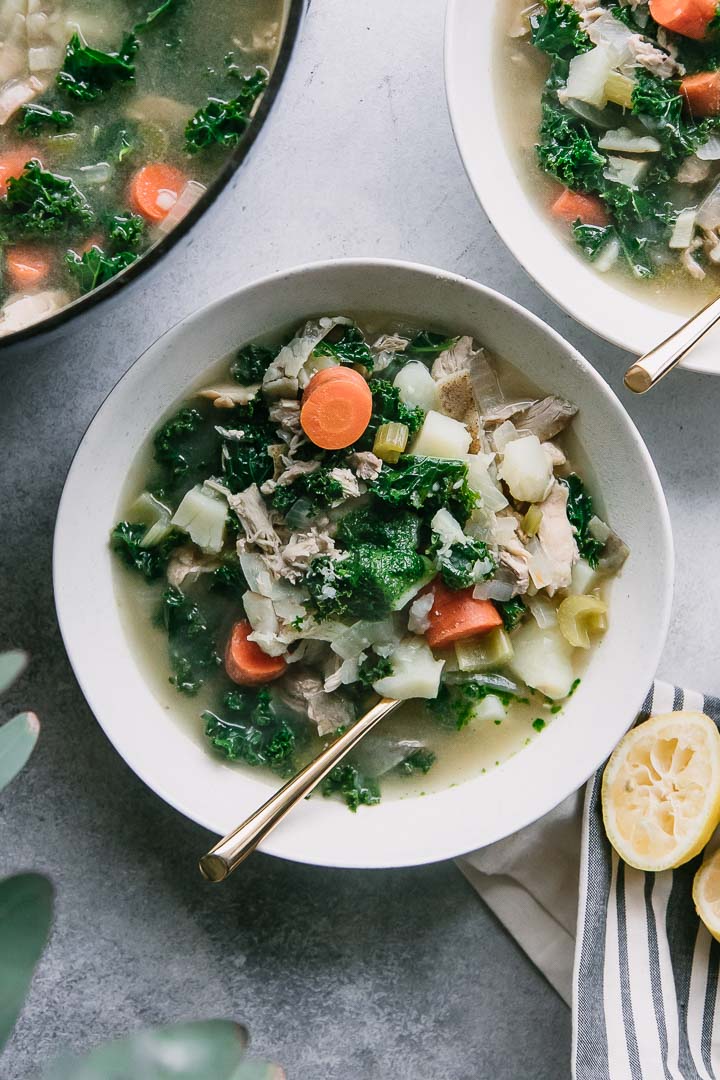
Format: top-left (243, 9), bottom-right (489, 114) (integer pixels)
top-left (521, 504), bottom-right (543, 537)
top-left (557, 594), bottom-right (607, 649)
top-left (604, 71), bottom-right (634, 110)
top-left (130, 492), bottom-right (173, 548)
top-left (454, 628), bottom-right (514, 673)
top-left (373, 421), bottom-right (409, 463)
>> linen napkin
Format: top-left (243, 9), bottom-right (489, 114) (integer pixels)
top-left (457, 681), bottom-right (720, 1080)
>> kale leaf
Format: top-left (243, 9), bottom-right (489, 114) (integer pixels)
top-left (17, 104), bottom-right (75, 135)
top-left (357, 379), bottom-right (425, 451)
top-left (107, 212), bottom-right (145, 250)
top-left (536, 98), bottom-right (605, 194)
top-left (429, 683), bottom-right (514, 731)
top-left (561, 474), bottom-right (605, 568)
top-left (631, 71), bottom-right (710, 175)
top-left (111, 522), bottom-right (183, 580)
top-left (497, 597), bottom-right (526, 632)
top-left (66, 247), bottom-right (138, 293)
top-left (530, 0), bottom-right (591, 59)
top-left (220, 398), bottom-right (275, 493)
top-left (434, 537), bottom-right (495, 590)
top-left (57, 32), bottom-right (139, 102)
top-left (204, 689), bottom-right (299, 776)
top-left (153, 407), bottom-right (221, 493)
top-left (305, 546), bottom-right (430, 621)
top-left (1, 160), bottom-right (93, 235)
top-left (572, 223), bottom-right (616, 261)
top-left (406, 331), bottom-right (459, 359)
top-left (210, 558), bottom-right (247, 596)
top-left (160, 586), bottom-right (221, 694)
top-left (271, 467), bottom-right (345, 516)
top-left (231, 343), bottom-right (278, 385)
top-left (134, 0), bottom-right (182, 32)
top-left (321, 763), bottom-right (381, 812)
top-left (336, 506), bottom-right (421, 551)
top-left (185, 70), bottom-right (268, 153)
top-left (370, 456), bottom-right (478, 524)
top-left (397, 748), bottom-right (436, 775)
top-left (314, 324), bottom-right (374, 371)
top-left (358, 654), bottom-right (393, 687)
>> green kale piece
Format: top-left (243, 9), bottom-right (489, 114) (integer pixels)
top-left (314, 324), bottom-right (374, 371)
top-left (185, 70), bottom-right (268, 153)
top-left (17, 104), bottom-right (74, 135)
top-left (496, 597), bottom-right (526, 632)
top-left (161, 586), bottom-right (221, 695)
top-left (370, 456), bottom-right (478, 524)
top-left (536, 98), bottom-right (605, 194)
top-left (397, 748), bottom-right (436, 775)
top-left (153, 407), bottom-right (221, 492)
top-left (305, 546), bottom-right (430, 621)
top-left (561, 474), bottom-right (605, 568)
top-left (110, 522), bottom-right (183, 580)
top-left (358, 654), bottom-right (393, 688)
top-left (429, 683), bottom-right (514, 731)
top-left (65, 247), bottom-right (138, 293)
top-left (532, 717), bottom-right (547, 733)
top-left (271, 467), bottom-right (345, 516)
top-left (231, 343), bottom-right (278, 385)
top-left (357, 379), bottom-right (425, 450)
top-left (1, 160), bottom-right (93, 235)
top-left (220, 397), bottom-right (275, 493)
top-left (134, 0), bottom-right (181, 32)
top-left (406, 331), bottom-right (459, 359)
top-left (204, 688), bottom-right (298, 775)
top-left (321, 763), bottom-right (381, 812)
top-left (433, 536), bottom-right (495, 590)
top-left (107, 212), bottom-right (145, 250)
top-left (210, 558), bottom-right (247, 596)
top-left (336, 506), bottom-right (421, 551)
top-left (530, 0), bottom-right (591, 59)
top-left (57, 32), bottom-right (139, 102)
top-left (572, 223), bottom-right (616, 261)
top-left (631, 71), bottom-right (710, 175)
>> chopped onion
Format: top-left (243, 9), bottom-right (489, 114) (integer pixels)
top-left (677, 155), bottom-right (711, 184)
top-left (603, 155), bottom-right (649, 190)
top-left (564, 46), bottom-right (616, 108)
top-left (595, 236), bottom-right (620, 273)
top-left (445, 672), bottom-right (522, 694)
top-left (156, 180), bottom-right (206, 236)
top-left (586, 12), bottom-right (634, 61)
top-left (669, 208), bottom-right (697, 250)
top-left (565, 98), bottom-right (616, 130)
top-left (473, 576), bottom-right (516, 603)
top-left (76, 162), bottom-right (113, 186)
top-left (239, 551), bottom-right (273, 597)
top-left (526, 594), bottom-right (558, 630)
top-left (493, 420), bottom-right (520, 452)
top-left (598, 127), bottom-right (661, 154)
top-left (697, 135), bottom-right (720, 161)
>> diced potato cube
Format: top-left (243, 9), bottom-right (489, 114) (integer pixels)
top-left (410, 410), bottom-right (471, 458)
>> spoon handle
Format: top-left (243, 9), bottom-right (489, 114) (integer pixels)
top-left (625, 291), bottom-right (720, 393)
top-left (199, 697), bottom-right (401, 882)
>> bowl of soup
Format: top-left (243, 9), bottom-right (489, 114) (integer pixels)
top-left (53, 259), bottom-right (672, 868)
top-left (0, 0), bottom-right (302, 345)
top-left (445, 0), bottom-right (720, 374)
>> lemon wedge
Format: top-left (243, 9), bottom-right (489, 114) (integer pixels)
top-left (693, 848), bottom-right (720, 941)
top-left (602, 711), bottom-right (720, 872)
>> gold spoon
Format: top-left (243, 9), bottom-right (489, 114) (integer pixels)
top-left (199, 696), bottom-right (401, 882)
top-left (625, 291), bottom-right (720, 393)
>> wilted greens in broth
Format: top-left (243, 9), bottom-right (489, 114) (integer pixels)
top-left (112, 316), bottom-right (627, 811)
top-left (499, 0), bottom-right (720, 309)
top-left (0, 0), bottom-right (284, 336)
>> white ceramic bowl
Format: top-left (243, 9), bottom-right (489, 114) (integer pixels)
top-left (54, 259), bottom-right (673, 869)
top-left (445, 0), bottom-right (720, 375)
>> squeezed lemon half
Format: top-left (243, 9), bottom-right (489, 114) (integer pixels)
top-left (693, 849), bottom-right (720, 941)
top-left (602, 711), bottom-right (720, 872)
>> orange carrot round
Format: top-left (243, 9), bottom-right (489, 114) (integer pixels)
top-left (300, 369), bottom-right (373, 449)
top-left (128, 163), bottom-right (186, 222)
top-left (303, 365), bottom-right (368, 403)
top-left (225, 620), bottom-right (287, 686)
top-left (551, 189), bottom-right (609, 228)
top-left (681, 70), bottom-right (720, 116)
top-left (425, 581), bottom-right (503, 649)
top-left (0, 149), bottom-right (37, 197)
top-left (649, 0), bottom-right (716, 40)
top-left (6, 246), bottom-right (51, 289)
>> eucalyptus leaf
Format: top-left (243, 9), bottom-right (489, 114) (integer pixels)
top-left (0, 712), bottom-right (40, 794)
top-left (0, 650), bottom-right (27, 696)
top-left (0, 874), bottom-right (53, 1054)
top-left (43, 1019), bottom-right (250, 1080)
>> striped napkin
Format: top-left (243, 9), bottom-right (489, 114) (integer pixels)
top-left (457, 681), bottom-right (720, 1080)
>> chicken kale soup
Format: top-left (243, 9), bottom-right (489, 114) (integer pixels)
top-left (500, 0), bottom-right (720, 299)
top-left (111, 317), bottom-right (628, 811)
top-left (0, 0), bottom-right (283, 336)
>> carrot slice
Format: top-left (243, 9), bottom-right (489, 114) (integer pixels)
top-left (302, 365), bottom-right (368, 403)
top-left (6, 246), bottom-right (51, 289)
top-left (128, 163), bottom-right (186, 222)
top-left (0, 149), bottom-right (37, 197)
top-left (300, 369), bottom-right (373, 449)
top-left (681, 70), bottom-right (720, 115)
top-left (425, 580), bottom-right (504, 649)
top-left (551, 189), bottom-right (609, 227)
top-left (649, 0), bottom-right (716, 39)
top-left (225, 620), bottom-right (287, 686)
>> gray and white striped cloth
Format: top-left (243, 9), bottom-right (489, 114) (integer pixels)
top-left (458, 681), bottom-right (720, 1080)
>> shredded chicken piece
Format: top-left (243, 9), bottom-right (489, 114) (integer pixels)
top-left (628, 33), bottom-right (684, 78)
top-left (348, 451), bottom-right (383, 481)
top-left (530, 483), bottom-right (578, 596)
top-left (371, 332), bottom-right (409, 373)
top-left (677, 156), bottom-right (711, 185)
top-left (265, 527), bottom-right (337, 584)
top-left (229, 484), bottom-right (280, 553)
top-left (431, 335), bottom-right (475, 381)
top-left (542, 442), bottom-right (567, 468)
top-left (516, 396), bottom-right (579, 442)
top-left (269, 399), bottom-right (303, 435)
top-left (327, 467), bottom-right (363, 501)
top-left (198, 383), bottom-right (259, 409)
top-left (166, 545), bottom-right (220, 588)
top-left (0, 289), bottom-right (69, 336)
top-left (571, 0), bottom-right (607, 27)
top-left (494, 514), bottom-right (532, 596)
top-left (277, 459), bottom-right (321, 487)
top-left (275, 668), bottom-right (324, 714)
top-left (682, 236), bottom-right (706, 280)
top-left (307, 689), bottom-right (355, 737)
top-left (0, 2), bottom-right (67, 124)
top-left (408, 590), bottom-right (434, 634)
top-left (262, 317), bottom-right (351, 398)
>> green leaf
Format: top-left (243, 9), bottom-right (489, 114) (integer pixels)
top-left (0, 712), bottom-right (39, 794)
top-left (0, 873), bottom-right (53, 1054)
top-left (43, 1019), bottom-right (250, 1080)
top-left (0, 650), bottom-right (27, 696)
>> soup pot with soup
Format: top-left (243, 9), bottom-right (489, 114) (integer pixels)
top-left (0, 0), bottom-right (302, 346)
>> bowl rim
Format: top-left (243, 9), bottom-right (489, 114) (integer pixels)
top-left (443, 0), bottom-right (718, 375)
top-left (0, 0), bottom-right (305, 353)
top-left (53, 257), bottom-right (675, 868)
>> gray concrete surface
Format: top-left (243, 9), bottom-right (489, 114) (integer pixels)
top-left (0, 0), bottom-right (717, 1076)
